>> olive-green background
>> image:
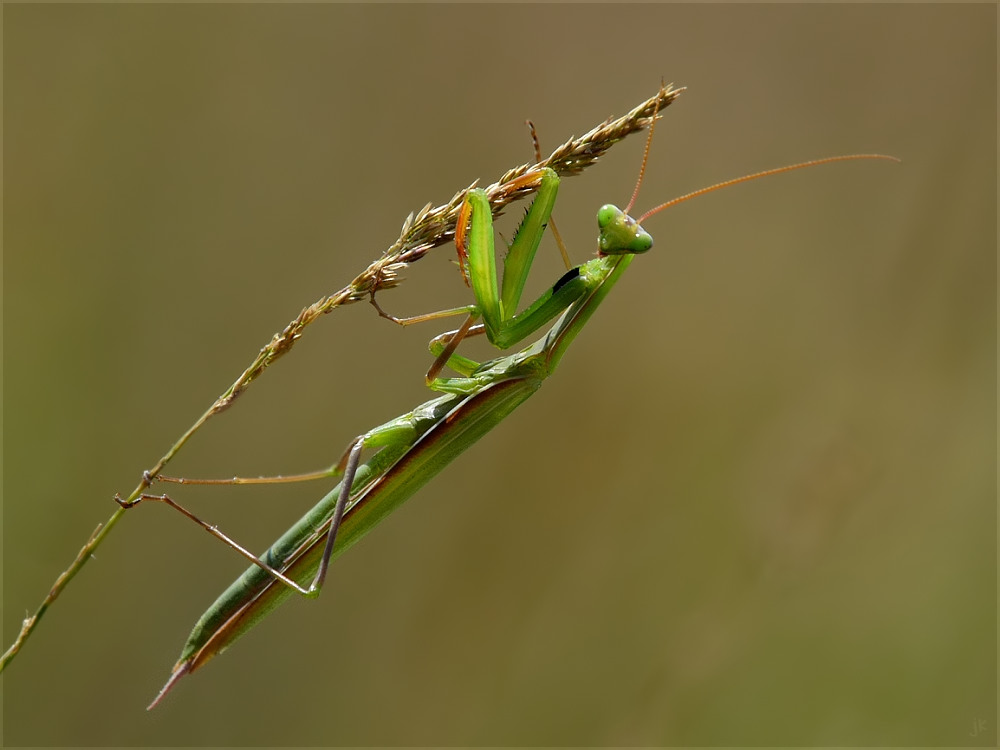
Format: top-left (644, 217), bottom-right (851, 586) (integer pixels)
top-left (3, 4), bottom-right (995, 746)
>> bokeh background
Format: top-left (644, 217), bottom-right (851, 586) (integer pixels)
top-left (3, 5), bottom-right (994, 746)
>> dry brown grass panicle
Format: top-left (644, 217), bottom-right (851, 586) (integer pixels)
top-left (0, 86), bottom-right (684, 672)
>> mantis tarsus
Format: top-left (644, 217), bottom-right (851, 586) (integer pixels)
top-left (118, 91), bottom-right (896, 708)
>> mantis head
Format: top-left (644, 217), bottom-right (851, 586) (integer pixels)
top-left (597, 204), bottom-right (653, 255)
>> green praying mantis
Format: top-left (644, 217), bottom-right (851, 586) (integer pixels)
top-left (113, 89), bottom-right (897, 708)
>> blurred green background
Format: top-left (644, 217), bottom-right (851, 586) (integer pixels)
top-left (3, 5), bottom-right (994, 746)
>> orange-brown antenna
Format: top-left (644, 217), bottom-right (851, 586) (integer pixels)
top-left (637, 154), bottom-right (900, 225)
top-left (526, 119), bottom-right (543, 164)
top-left (624, 82), bottom-right (667, 216)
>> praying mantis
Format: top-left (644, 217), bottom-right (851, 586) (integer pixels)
top-left (116, 89), bottom-right (897, 708)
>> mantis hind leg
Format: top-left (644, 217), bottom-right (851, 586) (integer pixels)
top-left (116, 419), bottom-right (422, 598)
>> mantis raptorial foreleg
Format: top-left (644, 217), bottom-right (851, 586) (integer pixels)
top-left (371, 116), bottom-right (592, 385)
top-left (373, 170), bottom-right (592, 382)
